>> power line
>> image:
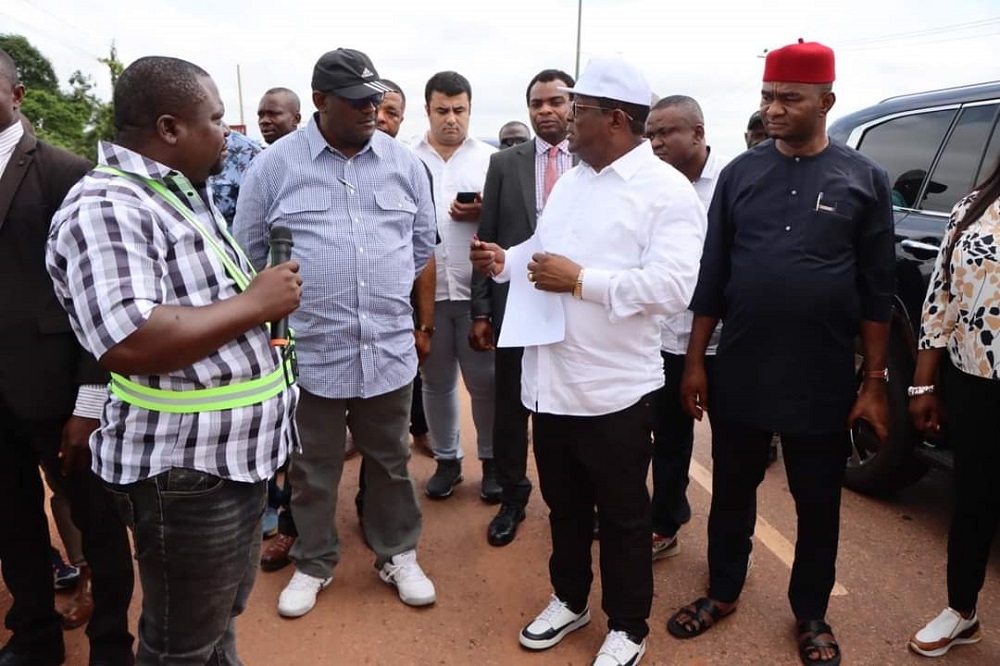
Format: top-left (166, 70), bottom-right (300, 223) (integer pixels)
top-left (836, 16), bottom-right (1000, 47)
top-left (837, 28), bottom-right (1000, 52)
top-left (4, 0), bottom-right (104, 60)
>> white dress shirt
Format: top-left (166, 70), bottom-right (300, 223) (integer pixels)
top-left (660, 147), bottom-right (730, 355)
top-left (497, 141), bottom-right (706, 416)
top-left (412, 134), bottom-right (496, 301)
top-left (0, 121), bottom-right (25, 176)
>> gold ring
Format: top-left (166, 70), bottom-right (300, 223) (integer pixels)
top-left (527, 271), bottom-right (535, 282)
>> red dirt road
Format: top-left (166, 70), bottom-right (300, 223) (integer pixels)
top-left (5, 390), bottom-right (1000, 665)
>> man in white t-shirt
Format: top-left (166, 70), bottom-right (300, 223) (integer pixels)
top-left (644, 95), bottom-right (730, 561)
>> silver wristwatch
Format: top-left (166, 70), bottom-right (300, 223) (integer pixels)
top-left (906, 385), bottom-right (935, 397)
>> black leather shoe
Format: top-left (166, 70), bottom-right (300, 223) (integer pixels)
top-left (488, 503), bottom-right (526, 547)
top-left (0, 645), bottom-right (63, 666)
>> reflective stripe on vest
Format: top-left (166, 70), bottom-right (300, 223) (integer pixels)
top-left (95, 164), bottom-right (294, 413)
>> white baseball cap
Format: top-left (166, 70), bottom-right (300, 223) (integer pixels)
top-left (558, 54), bottom-right (652, 107)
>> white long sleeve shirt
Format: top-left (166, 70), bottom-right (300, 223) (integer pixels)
top-left (659, 148), bottom-right (729, 355)
top-left (497, 141), bottom-right (706, 416)
top-left (411, 134), bottom-right (495, 302)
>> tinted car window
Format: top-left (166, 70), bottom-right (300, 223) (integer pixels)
top-left (857, 108), bottom-right (956, 209)
top-left (978, 118), bottom-right (1000, 185)
top-left (922, 104), bottom-right (999, 213)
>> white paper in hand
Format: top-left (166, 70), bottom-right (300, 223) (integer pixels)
top-left (497, 235), bottom-right (566, 348)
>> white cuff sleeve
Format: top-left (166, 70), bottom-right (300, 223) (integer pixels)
top-left (580, 268), bottom-right (612, 307)
top-left (73, 384), bottom-right (108, 420)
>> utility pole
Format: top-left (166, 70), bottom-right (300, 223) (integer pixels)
top-left (236, 64), bottom-right (245, 126)
top-left (574, 0), bottom-right (582, 80)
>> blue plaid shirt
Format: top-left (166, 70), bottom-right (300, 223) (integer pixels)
top-left (233, 116), bottom-right (437, 399)
top-left (210, 130), bottom-right (262, 224)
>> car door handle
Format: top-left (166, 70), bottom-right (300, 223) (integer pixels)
top-left (900, 239), bottom-right (940, 257)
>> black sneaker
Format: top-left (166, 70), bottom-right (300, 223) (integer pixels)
top-left (480, 459), bottom-right (502, 503)
top-left (425, 459), bottom-right (462, 499)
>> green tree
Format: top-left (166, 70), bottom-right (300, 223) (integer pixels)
top-left (2, 35), bottom-right (122, 161)
top-left (0, 33), bottom-right (58, 92)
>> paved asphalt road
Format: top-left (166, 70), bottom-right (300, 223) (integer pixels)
top-left (5, 393), bottom-right (999, 665)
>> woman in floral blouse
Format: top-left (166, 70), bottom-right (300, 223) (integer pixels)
top-left (908, 155), bottom-right (1000, 658)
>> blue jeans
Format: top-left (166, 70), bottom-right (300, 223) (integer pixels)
top-left (107, 470), bottom-right (266, 665)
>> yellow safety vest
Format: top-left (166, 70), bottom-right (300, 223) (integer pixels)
top-left (94, 165), bottom-right (295, 414)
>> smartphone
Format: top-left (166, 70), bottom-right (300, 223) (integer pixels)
top-left (456, 191), bottom-right (478, 204)
top-left (852, 418), bottom-right (877, 444)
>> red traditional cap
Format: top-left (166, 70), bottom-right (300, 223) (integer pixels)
top-left (763, 38), bottom-right (835, 84)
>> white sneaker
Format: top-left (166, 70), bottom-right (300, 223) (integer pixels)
top-left (909, 607), bottom-right (981, 657)
top-left (519, 595), bottom-right (591, 650)
top-left (379, 550), bottom-right (436, 606)
top-left (592, 630), bottom-right (647, 666)
top-left (277, 570), bottom-right (332, 618)
top-left (651, 533), bottom-right (680, 561)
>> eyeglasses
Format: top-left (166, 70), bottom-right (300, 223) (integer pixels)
top-left (343, 93), bottom-right (384, 110)
top-left (570, 100), bottom-right (634, 122)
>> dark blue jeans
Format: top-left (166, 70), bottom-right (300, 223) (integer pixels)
top-left (651, 352), bottom-right (714, 539)
top-left (108, 470), bottom-right (266, 665)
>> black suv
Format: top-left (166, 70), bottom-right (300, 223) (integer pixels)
top-left (828, 81), bottom-right (1000, 495)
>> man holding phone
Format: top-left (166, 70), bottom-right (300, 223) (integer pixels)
top-left (412, 71), bottom-right (498, 502)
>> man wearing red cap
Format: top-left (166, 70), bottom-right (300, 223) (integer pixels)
top-left (667, 39), bottom-right (895, 666)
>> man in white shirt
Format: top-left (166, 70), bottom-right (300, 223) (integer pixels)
top-left (471, 56), bottom-right (706, 666)
top-left (643, 95), bottom-right (730, 562)
top-left (411, 72), bottom-right (498, 502)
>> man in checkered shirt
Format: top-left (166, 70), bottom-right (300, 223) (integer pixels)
top-left (46, 56), bottom-right (302, 665)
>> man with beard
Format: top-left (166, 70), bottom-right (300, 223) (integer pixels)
top-left (234, 48), bottom-right (437, 617)
top-left (47, 55), bottom-right (302, 664)
top-left (412, 71), bottom-right (498, 503)
top-left (470, 68), bottom-right (575, 547)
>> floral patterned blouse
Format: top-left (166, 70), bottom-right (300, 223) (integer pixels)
top-left (918, 191), bottom-right (1000, 379)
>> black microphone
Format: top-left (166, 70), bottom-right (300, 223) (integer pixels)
top-left (268, 226), bottom-right (294, 347)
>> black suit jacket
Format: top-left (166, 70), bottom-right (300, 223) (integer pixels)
top-left (470, 140), bottom-right (539, 334)
top-left (0, 131), bottom-right (106, 421)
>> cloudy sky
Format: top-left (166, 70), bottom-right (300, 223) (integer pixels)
top-left (4, 0), bottom-right (999, 157)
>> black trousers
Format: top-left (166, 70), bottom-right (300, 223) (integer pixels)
top-left (707, 418), bottom-right (848, 620)
top-left (0, 400), bottom-right (134, 664)
top-left (943, 361), bottom-right (1000, 611)
top-left (494, 346), bottom-right (532, 506)
top-left (651, 352), bottom-right (715, 538)
top-left (410, 371), bottom-right (428, 437)
top-left (533, 394), bottom-right (654, 639)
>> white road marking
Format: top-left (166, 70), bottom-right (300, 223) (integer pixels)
top-left (688, 458), bottom-right (848, 596)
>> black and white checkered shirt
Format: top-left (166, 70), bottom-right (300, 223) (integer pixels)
top-left (46, 142), bottom-right (297, 485)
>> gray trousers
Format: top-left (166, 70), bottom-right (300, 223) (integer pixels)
top-left (289, 385), bottom-right (422, 576)
top-left (421, 298), bottom-right (495, 461)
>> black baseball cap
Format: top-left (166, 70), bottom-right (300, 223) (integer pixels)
top-left (311, 48), bottom-right (391, 99)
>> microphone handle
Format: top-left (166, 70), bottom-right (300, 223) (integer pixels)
top-left (269, 240), bottom-right (293, 346)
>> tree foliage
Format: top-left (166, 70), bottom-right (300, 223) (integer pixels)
top-left (0, 34), bottom-right (58, 92)
top-left (0, 34), bottom-right (121, 161)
